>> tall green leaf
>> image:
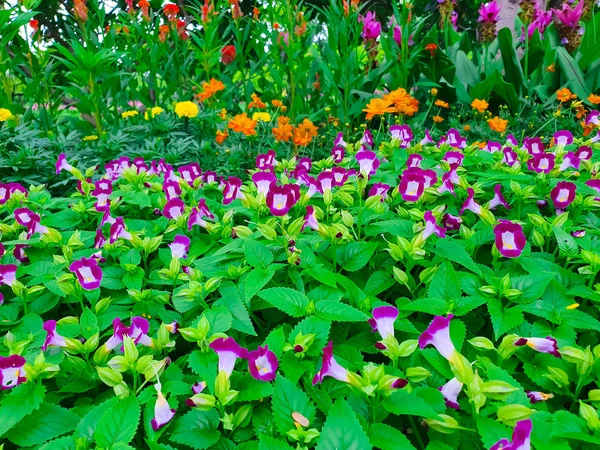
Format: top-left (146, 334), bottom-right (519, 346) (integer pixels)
top-left (94, 396), bottom-right (140, 448)
top-left (315, 400), bottom-right (371, 450)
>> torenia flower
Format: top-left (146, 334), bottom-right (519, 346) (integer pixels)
top-left (368, 306), bottom-right (398, 340)
top-left (55, 153), bottom-right (75, 175)
top-left (186, 381), bottom-right (216, 408)
top-left (390, 125), bottom-right (413, 147)
top-left (14, 208), bottom-right (48, 238)
top-left (256, 150), bottom-right (277, 170)
top-left (175, 101), bottom-right (199, 118)
top-left (105, 317), bottom-right (153, 351)
top-left (407, 154), bottom-right (423, 168)
top-left (488, 184), bottom-right (510, 210)
top-left (334, 132), bottom-right (347, 148)
top-left (490, 419), bottom-right (532, 450)
top-left (504, 148), bottom-right (518, 166)
top-left (163, 198), bottom-right (185, 219)
top-left (252, 171), bottom-right (276, 196)
top-left (550, 181), bottom-right (576, 210)
top-left (368, 183), bottom-right (391, 201)
top-left (69, 257), bottom-right (103, 290)
top-left (151, 383), bottom-right (176, 431)
top-left (559, 152), bottom-right (580, 171)
top-left (246, 345), bottom-right (278, 381)
top-left (302, 206), bottom-right (319, 231)
top-left (109, 217), bottom-right (133, 243)
top-left (266, 185), bottom-right (297, 216)
top-left (526, 391), bottom-right (554, 404)
top-left (312, 341), bottom-right (350, 385)
top-left (223, 177), bottom-right (244, 205)
top-left (0, 355), bottom-right (27, 390)
top-left (178, 163), bottom-right (202, 187)
top-left (169, 235), bottom-right (190, 259)
top-left (440, 378), bottom-right (463, 410)
top-left (209, 337), bottom-right (248, 377)
top-left (188, 199), bottom-right (214, 230)
top-left (459, 188), bottom-right (482, 215)
top-left (0, 264), bottom-right (17, 287)
top-left (331, 145), bottom-right (345, 163)
top-left (398, 171), bottom-right (425, 202)
top-left (418, 315), bottom-right (455, 360)
top-left (42, 320), bottom-right (67, 351)
top-left (419, 211), bottom-right (446, 241)
top-left (523, 137), bottom-right (544, 155)
top-left (515, 336), bottom-right (561, 357)
top-left (356, 149), bottom-right (380, 178)
top-left (494, 221), bottom-right (526, 258)
top-left (553, 130), bottom-right (573, 147)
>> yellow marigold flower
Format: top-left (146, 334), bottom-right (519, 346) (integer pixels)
top-left (588, 94), bottom-right (600, 105)
top-left (363, 98), bottom-right (396, 120)
top-left (432, 115), bottom-right (444, 123)
top-left (556, 88), bottom-right (576, 103)
top-left (228, 113), bottom-right (257, 136)
top-left (219, 108), bottom-right (227, 120)
top-left (216, 129), bottom-right (228, 144)
top-left (488, 116), bottom-right (508, 133)
top-left (121, 110), bottom-right (139, 118)
top-left (252, 112), bottom-right (271, 123)
top-left (471, 98), bottom-right (489, 113)
top-left (175, 101), bottom-right (199, 118)
top-left (83, 135), bottom-right (98, 141)
top-left (144, 106), bottom-right (164, 120)
top-left (0, 108), bottom-right (14, 122)
top-left (430, 88), bottom-right (438, 96)
top-left (435, 100), bottom-right (449, 108)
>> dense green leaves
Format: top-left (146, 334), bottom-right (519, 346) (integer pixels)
top-left (316, 400), bottom-right (371, 450)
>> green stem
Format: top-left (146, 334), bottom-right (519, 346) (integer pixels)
top-left (408, 416), bottom-right (426, 450)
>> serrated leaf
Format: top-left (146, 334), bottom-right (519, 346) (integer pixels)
top-left (453, 295), bottom-right (487, 316)
top-left (244, 265), bottom-right (280, 300)
top-left (188, 350), bottom-right (218, 392)
top-left (272, 375), bottom-right (316, 435)
top-left (258, 435), bottom-right (293, 450)
top-left (434, 240), bottom-right (482, 275)
top-left (6, 403), bottom-right (79, 447)
top-left (382, 389), bottom-right (441, 419)
top-left (204, 306), bottom-right (233, 334)
top-left (289, 316), bottom-right (331, 356)
top-left (427, 261), bottom-right (461, 302)
top-left (552, 410), bottom-right (600, 444)
top-left (170, 409), bottom-right (221, 449)
top-left (316, 399), bottom-right (371, 450)
top-left (76, 397), bottom-right (119, 439)
top-left (80, 307), bottom-right (99, 339)
top-left (215, 283), bottom-right (256, 336)
top-left (94, 396), bottom-right (140, 448)
top-left (315, 300), bottom-right (368, 322)
top-left (245, 240), bottom-right (273, 267)
top-left (401, 297), bottom-right (448, 315)
top-left (488, 298), bottom-right (524, 339)
top-left (258, 288), bottom-right (309, 317)
top-left (335, 242), bottom-right (378, 272)
top-left (511, 272), bottom-right (555, 302)
top-left (369, 423), bottom-right (417, 449)
top-left (0, 383), bottom-right (46, 437)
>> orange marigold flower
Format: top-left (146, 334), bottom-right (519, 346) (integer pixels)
top-left (433, 115), bottom-right (444, 123)
top-left (216, 130), bottom-right (229, 144)
top-left (435, 100), bottom-right (449, 108)
top-left (196, 78), bottom-right (225, 101)
top-left (556, 88), bottom-right (576, 103)
top-left (293, 118), bottom-right (318, 146)
top-left (272, 99), bottom-right (284, 108)
top-left (248, 93), bottom-right (266, 109)
top-left (546, 64), bottom-right (555, 72)
top-left (471, 98), bottom-right (489, 113)
top-left (253, 6), bottom-right (260, 20)
top-left (575, 105), bottom-right (588, 119)
top-left (363, 98), bottom-right (396, 119)
top-left (463, 125), bottom-right (471, 131)
top-left (588, 94), bottom-right (600, 105)
top-left (425, 43), bottom-right (437, 57)
top-left (228, 113), bottom-right (257, 136)
top-left (272, 116), bottom-right (293, 142)
top-left (488, 116), bottom-right (508, 133)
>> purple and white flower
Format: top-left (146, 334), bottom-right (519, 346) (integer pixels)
top-left (302, 205), bottom-right (319, 231)
top-left (69, 257), bottom-right (103, 290)
top-left (0, 264), bottom-right (18, 287)
top-left (188, 199), bottom-right (214, 230)
top-left (459, 188), bottom-right (482, 215)
top-left (252, 171), bottom-right (276, 196)
top-left (558, 152), bottom-right (580, 171)
top-left (356, 149), bottom-right (380, 178)
top-left (490, 419), bottom-right (532, 450)
top-left (550, 181), bottom-right (576, 210)
top-left (109, 217), bottom-right (132, 243)
top-left (390, 125), bottom-right (413, 147)
top-left (368, 183), bottom-right (391, 201)
top-left (398, 171), bottom-right (425, 202)
top-left (418, 315), bottom-right (455, 360)
top-left (368, 305), bottom-right (398, 340)
top-left (223, 177), bottom-right (244, 204)
top-left (266, 184), bottom-right (296, 216)
top-left (163, 198), bottom-right (185, 219)
top-left (407, 154), bottom-right (423, 168)
top-left (105, 317), bottom-right (153, 351)
top-left (526, 391), bottom-right (553, 404)
top-left (440, 378), bottom-right (463, 410)
top-left (312, 341), bottom-right (350, 385)
top-left (209, 337), bottom-right (248, 377)
top-left (494, 221), bottom-right (526, 258)
top-left (169, 235), bottom-right (190, 259)
top-left (246, 345), bottom-right (278, 381)
top-left (56, 153), bottom-right (75, 175)
top-left (421, 211), bottom-right (446, 241)
top-left (488, 184), bottom-right (510, 210)
top-left (515, 336), bottom-right (561, 357)
top-left (0, 355), bottom-right (27, 390)
top-left (42, 320), bottom-right (67, 351)
top-left (527, 153), bottom-right (555, 173)
top-left (151, 383), bottom-right (176, 431)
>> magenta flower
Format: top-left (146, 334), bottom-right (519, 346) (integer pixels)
top-left (444, 129), bottom-right (466, 148)
top-left (163, 180), bottom-right (182, 200)
top-left (42, 320), bottom-right (67, 351)
top-left (390, 125), bottom-right (413, 147)
top-left (478, 1), bottom-right (500, 22)
top-left (559, 152), bottom-right (580, 171)
top-left (407, 154), bottom-right (423, 168)
top-left (0, 355), bottom-right (27, 390)
top-left (572, 229), bottom-right (586, 238)
top-left (488, 184), bottom-right (510, 210)
top-left (418, 315), bottom-right (455, 360)
top-left (331, 145), bottom-right (345, 163)
top-left (420, 130), bottom-right (433, 145)
top-left (223, 177), bottom-right (244, 205)
top-left (188, 199), bottom-right (214, 230)
top-left (527, 153), bottom-right (555, 173)
top-left (494, 221), bottom-right (526, 258)
top-left (422, 211), bottom-right (446, 241)
top-left (202, 171), bottom-right (219, 184)
top-left (490, 419), bottom-right (532, 450)
top-left (443, 213), bottom-right (462, 231)
top-left (163, 198), bottom-right (185, 219)
top-left (506, 134), bottom-right (519, 146)
top-left (359, 11), bottom-right (381, 40)
top-left (0, 264), bottom-right (18, 287)
top-left (14, 208), bottom-right (48, 238)
top-left (105, 317), bottom-right (153, 351)
top-left (317, 171), bottom-right (335, 193)
top-left (503, 147), bottom-right (518, 166)
top-left (109, 217), bottom-right (132, 244)
top-left (169, 235), bottom-right (190, 259)
top-left (69, 257), bottom-right (103, 290)
top-left (252, 171), bottom-right (276, 196)
top-left (151, 383), bottom-right (176, 431)
top-left (585, 179), bottom-right (600, 200)
top-left (440, 378), bottom-right (463, 410)
top-left (523, 137), bottom-right (544, 155)
top-left (0, 183), bottom-right (27, 205)
top-left (92, 179), bottom-right (112, 212)
top-left (550, 181), bottom-right (576, 210)
top-left (553, 1), bottom-right (584, 29)
top-left (246, 345), bottom-right (278, 381)
top-left (312, 341), bottom-right (350, 385)
top-left (554, 130), bottom-right (573, 147)
top-left (56, 153), bottom-right (75, 175)
top-left (442, 151), bottom-right (464, 166)
top-left (576, 146), bottom-right (592, 160)
top-left (185, 381), bottom-right (208, 407)
top-left (303, 206), bottom-right (319, 231)
top-left (332, 167), bottom-right (348, 186)
top-left (178, 163), bottom-right (202, 187)
top-left (266, 184), bottom-right (296, 216)
top-left (334, 132), bottom-right (347, 148)
top-left (256, 150), bottom-right (277, 170)
top-left (368, 306), bottom-right (398, 340)
top-left (585, 111), bottom-right (599, 126)
top-left (356, 149), bottom-right (380, 178)
top-left (209, 337), bottom-right (248, 377)
top-left (14, 245), bottom-right (28, 263)
top-left (459, 188), bottom-right (482, 215)
top-left (398, 171), bottom-right (425, 202)
top-left (369, 183), bottom-right (391, 201)
top-left (526, 391), bottom-right (553, 404)
top-left (438, 172), bottom-right (456, 196)
top-left (485, 141), bottom-right (502, 153)
top-left (94, 228), bottom-right (106, 249)
top-left (361, 129), bottom-right (374, 148)
top-left (515, 336), bottom-right (561, 357)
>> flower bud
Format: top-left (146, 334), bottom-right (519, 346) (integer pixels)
top-left (232, 226), bottom-right (253, 238)
top-left (531, 229), bottom-right (545, 248)
top-left (108, 355), bottom-right (130, 372)
top-left (419, 266), bottom-right (438, 284)
top-left (545, 366), bottom-right (569, 387)
top-left (468, 337), bottom-right (495, 351)
top-left (392, 267), bottom-right (409, 286)
top-left (123, 336), bottom-right (139, 363)
top-left (449, 352), bottom-right (474, 384)
top-left (425, 414), bottom-right (463, 434)
top-left (406, 366), bottom-right (430, 382)
top-left (580, 401), bottom-right (600, 430)
top-left (257, 223), bottom-right (277, 240)
top-left (97, 366), bottom-right (124, 387)
top-left (497, 404), bottom-right (535, 426)
top-left (482, 381), bottom-right (519, 400)
top-left (589, 390), bottom-right (600, 402)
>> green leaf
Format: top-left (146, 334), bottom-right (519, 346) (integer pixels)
top-left (245, 240), bottom-right (273, 267)
top-left (511, 272), bottom-right (555, 302)
top-left (170, 409), bottom-right (221, 449)
top-left (94, 396), bottom-right (140, 448)
top-left (552, 410), bottom-right (600, 444)
top-left (121, 249), bottom-right (141, 266)
top-left (364, 271), bottom-right (395, 296)
top-left (5, 404), bottom-right (79, 447)
top-left (80, 307), bottom-right (99, 339)
top-left (335, 242), bottom-right (378, 272)
top-left (258, 435), bottom-right (293, 450)
top-left (382, 390), bottom-right (441, 419)
top-left (476, 417), bottom-right (510, 449)
top-left (579, 12), bottom-right (600, 71)
top-left (244, 265), bottom-right (279, 300)
top-left (427, 261), bottom-right (461, 302)
top-left (215, 283), bottom-right (256, 336)
top-left (316, 399), bottom-right (371, 450)
top-left (401, 297), bottom-right (448, 315)
top-left (0, 383), bottom-right (45, 438)
top-left (204, 306), bottom-right (233, 334)
top-left (368, 423), bottom-right (417, 450)
top-left (289, 316), bottom-right (331, 356)
top-left (315, 300), bottom-right (368, 322)
top-left (38, 436), bottom-right (77, 450)
top-left (488, 298), bottom-right (523, 339)
top-left (557, 47), bottom-right (590, 101)
top-left (101, 266), bottom-right (126, 290)
top-left (434, 240), bottom-right (482, 275)
top-left (258, 288), bottom-right (309, 317)
top-left (497, 28), bottom-right (524, 93)
top-left (272, 375), bottom-right (316, 435)
top-left (188, 350), bottom-right (218, 392)
top-left (75, 397), bottom-right (119, 439)
top-left (453, 295), bottom-right (487, 316)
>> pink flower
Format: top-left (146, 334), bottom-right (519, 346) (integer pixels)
top-left (312, 341), bottom-right (350, 385)
top-left (246, 345), bottom-right (278, 381)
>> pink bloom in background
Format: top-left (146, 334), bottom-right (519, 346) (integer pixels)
top-left (358, 11), bottom-right (381, 40)
top-left (552, 1), bottom-right (584, 29)
top-left (302, 205), bottom-right (319, 231)
top-left (478, 1), bottom-right (501, 23)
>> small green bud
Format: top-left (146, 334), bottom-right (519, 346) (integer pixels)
top-left (406, 366), bottom-right (430, 382)
top-left (468, 337), bottom-right (495, 351)
top-left (497, 404), bottom-right (535, 426)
